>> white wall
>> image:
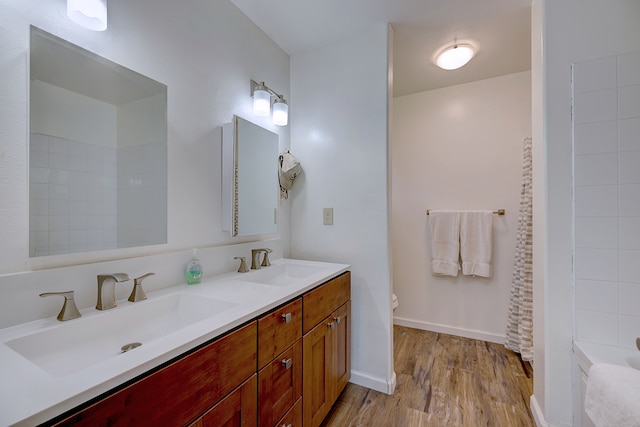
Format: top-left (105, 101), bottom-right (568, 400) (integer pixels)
top-left (0, 0), bottom-right (290, 274)
top-left (572, 51), bottom-right (640, 347)
top-left (534, 1), bottom-right (640, 425)
top-left (290, 25), bottom-right (395, 394)
top-left (392, 71), bottom-right (531, 343)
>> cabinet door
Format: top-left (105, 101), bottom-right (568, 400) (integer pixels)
top-left (203, 375), bottom-right (257, 427)
top-left (258, 340), bottom-right (302, 427)
top-left (303, 317), bottom-right (333, 427)
top-left (303, 272), bottom-right (350, 334)
top-left (332, 301), bottom-right (351, 397)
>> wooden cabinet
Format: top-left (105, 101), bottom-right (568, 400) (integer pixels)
top-left (258, 298), bottom-right (302, 369)
top-left (52, 322), bottom-right (257, 427)
top-left (48, 270), bottom-right (350, 427)
top-left (302, 272), bottom-right (351, 427)
top-left (275, 397), bottom-right (302, 427)
top-left (258, 298), bottom-right (303, 427)
top-left (201, 375), bottom-right (257, 427)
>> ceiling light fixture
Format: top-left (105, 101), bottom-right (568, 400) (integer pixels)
top-left (435, 43), bottom-right (476, 70)
top-left (67, 0), bottom-right (108, 31)
top-left (251, 80), bottom-right (288, 126)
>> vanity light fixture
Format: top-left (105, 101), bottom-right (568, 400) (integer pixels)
top-left (251, 80), bottom-right (288, 126)
top-left (435, 42), bottom-right (476, 70)
top-left (67, 0), bottom-right (108, 31)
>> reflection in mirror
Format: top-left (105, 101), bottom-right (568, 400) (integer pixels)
top-left (222, 116), bottom-right (279, 236)
top-left (29, 27), bottom-right (168, 257)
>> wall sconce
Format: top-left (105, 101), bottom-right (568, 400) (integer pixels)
top-left (251, 80), bottom-right (288, 126)
top-left (67, 0), bottom-right (108, 31)
top-left (435, 42), bottom-right (476, 70)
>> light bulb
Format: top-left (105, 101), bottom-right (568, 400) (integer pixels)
top-left (436, 44), bottom-right (475, 70)
top-left (272, 98), bottom-right (288, 126)
top-left (252, 85), bottom-right (271, 117)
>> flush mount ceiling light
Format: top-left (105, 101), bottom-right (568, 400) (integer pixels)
top-left (251, 80), bottom-right (288, 126)
top-left (435, 43), bottom-right (476, 70)
top-left (67, 0), bottom-right (108, 31)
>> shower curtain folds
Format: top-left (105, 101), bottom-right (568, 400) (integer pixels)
top-left (505, 137), bottom-right (534, 362)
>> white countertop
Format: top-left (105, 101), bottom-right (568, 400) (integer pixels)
top-left (0, 259), bottom-right (349, 426)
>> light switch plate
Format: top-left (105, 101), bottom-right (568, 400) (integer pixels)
top-left (323, 208), bottom-right (333, 225)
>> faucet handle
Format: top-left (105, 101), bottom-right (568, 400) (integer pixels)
top-left (128, 273), bottom-right (154, 302)
top-left (234, 257), bottom-right (249, 273)
top-left (260, 248), bottom-right (273, 267)
top-left (40, 291), bottom-right (81, 321)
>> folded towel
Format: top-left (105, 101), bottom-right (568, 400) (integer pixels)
top-left (460, 210), bottom-right (493, 278)
top-left (585, 363), bottom-right (640, 427)
top-left (429, 210), bottom-right (460, 276)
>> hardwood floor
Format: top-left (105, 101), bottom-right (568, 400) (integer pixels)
top-left (321, 326), bottom-right (534, 427)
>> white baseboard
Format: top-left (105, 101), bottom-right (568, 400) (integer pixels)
top-left (350, 369), bottom-right (396, 395)
top-left (530, 395), bottom-right (548, 427)
top-left (393, 316), bottom-right (505, 344)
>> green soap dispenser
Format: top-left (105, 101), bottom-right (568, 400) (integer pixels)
top-left (185, 248), bottom-right (202, 285)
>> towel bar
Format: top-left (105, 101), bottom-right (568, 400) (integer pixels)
top-left (426, 209), bottom-right (505, 216)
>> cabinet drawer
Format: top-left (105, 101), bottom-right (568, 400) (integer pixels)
top-left (303, 272), bottom-right (350, 334)
top-left (274, 397), bottom-right (302, 427)
top-left (258, 340), bottom-right (302, 427)
top-left (202, 375), bottom-right (257, 427)
top-left (54, 322), bottom-right (257, 427)
top-left (258, 298), bottom-right (302, 369)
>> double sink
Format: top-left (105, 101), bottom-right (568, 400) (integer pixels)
top-left (0, 258), bottom-right (345, 426)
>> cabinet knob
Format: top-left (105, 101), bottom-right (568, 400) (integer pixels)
top-left (281, 312), bottom-right (292, 323)
top-left (281, 358), bottom-right (293, 370)
top-left (328, 321), bottom-right (336, 330)
top-left (281, 424), bottom-right (292, 427)
top-left (334, 315), bottom-right (341, 325)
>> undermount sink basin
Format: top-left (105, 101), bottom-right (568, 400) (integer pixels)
top-left (6, 293), bottom-right (236, 377)
top-left (244, 263), bottom-right (327, 287)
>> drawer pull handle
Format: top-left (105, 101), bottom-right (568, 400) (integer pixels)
top-left (281, 424), bottom-right (292, 427)
top-left (328, 321), bottom-right (336, 330)
top-left (281, 358), bottom-right (293, 370)
top-left (334, 315), bottom-right (341, 325)
top-left (281, 312), bottom-right (292, 323)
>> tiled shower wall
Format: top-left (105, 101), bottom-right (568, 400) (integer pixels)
top-left (29, 134), bottom-right (117, 256)
top-left (573, 51), bottom-right (640, 348)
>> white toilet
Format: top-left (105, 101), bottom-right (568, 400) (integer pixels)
top-left (392, 293), bottom-right (399, 313)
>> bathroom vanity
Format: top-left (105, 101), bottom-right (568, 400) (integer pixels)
top-left (0, 259), bottom-right (350, 426)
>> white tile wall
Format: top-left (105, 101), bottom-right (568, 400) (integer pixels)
top-left (29, 134), bottom-right (117, 257)
top-left (573, 51), bottom-right (640, 347)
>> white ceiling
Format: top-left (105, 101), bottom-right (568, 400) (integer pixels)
top-left (230, 0), bottom-right (532, 97)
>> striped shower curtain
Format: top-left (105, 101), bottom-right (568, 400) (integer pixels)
top-left (505, 137), bottom-right (533, 362)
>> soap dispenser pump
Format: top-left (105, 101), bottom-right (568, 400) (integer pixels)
top-left (185, 249), bottom-right (202, 285)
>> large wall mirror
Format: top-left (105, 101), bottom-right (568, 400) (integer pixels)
top-left (29, 27), bottom-right (168, 257)
top-left (222, 116), bottom-right (279, 236)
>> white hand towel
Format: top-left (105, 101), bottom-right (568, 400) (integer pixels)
top-left (429, 210), bottom-right (460, 277)
top-left (460, 210), bottom-right (493, 278)
top-left (585, 363), bottom-right (640, 427)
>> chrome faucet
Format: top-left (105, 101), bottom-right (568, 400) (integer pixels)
top-left (96, 273), bottom-right (131, 310)
top-left (40, 291), bottom-right (81, 321)
top-left (128, 273), bottom-right (155, 302)
top-left (260, 248), bottom-right (273, 267)
top-left (234, 257), bottom-right (249, 273)
top-left (250, 248), bottom-right (273, 269)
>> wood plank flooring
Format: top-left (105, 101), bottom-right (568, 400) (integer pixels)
top-left (321, 326), bottom-right (534, 427)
